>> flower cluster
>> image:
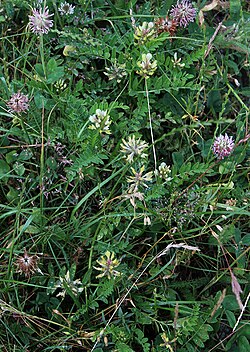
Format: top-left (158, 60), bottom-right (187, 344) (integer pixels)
top-left (58, 2), bottom-right (75, 15)
top-left (127, 165), bottom-right (153, 193)
top-left (104, 61), bottom-right (127, 83)
top-left (28, 6), bottom-right (53, 35)
top-left (170, 0), bottom-right (197, 28)
top-left (120, 135), bottom-right (148, 163)
top-left (54, 270), bottom-right (83, 298)
top-left (134, 21), bottom-right (156, 45)
top-left (212, 134), bottom-right (235, 159)
top-left (7, 91), bottom-right (29, 113)
top-left (171, 52), bottom-right (185, 68)
top-left (155, 162), bottom-right (172, 181)
top-left (94, 251), bottom-right (121, 279)
top-left (123, 191), bottom-right (145, 208)
top-left (154, 16), bottom-right (177, 36)
top-left (54, 79), bottom-right (68, 92)
top-left (89, 109), bottom-right (112, 134)
top-left (15, 249), bottom-right (42, 277)
top-left (154, 0), bottom-right (196, 36)
top-left (136, 53), bottom-right (157, 78)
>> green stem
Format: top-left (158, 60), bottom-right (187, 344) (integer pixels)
top-left (40, 104), bottom-right (45, 223)
top-left (19, 117), bottom-right (31, 144)
top-left (39, 34), bottom-right (46, 78)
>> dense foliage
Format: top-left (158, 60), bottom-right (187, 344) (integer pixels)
top-left (0, 1), bottom-right (249, 351)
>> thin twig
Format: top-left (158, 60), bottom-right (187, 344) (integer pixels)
top-left (145, 78), bottom-right (157, 172)
top-left (204, 22), bottom-right (223, 58)
top-left (233, 291), bottom-right (250, 332)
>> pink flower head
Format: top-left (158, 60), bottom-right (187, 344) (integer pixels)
top-left (28, 6), bottom-right (53, 35)
top-left (212, 133), bottom-right (235, 159)
top-left (7, 91), bottom-right (29, 113)
top-left (170, 0), bottom-right (196, 28)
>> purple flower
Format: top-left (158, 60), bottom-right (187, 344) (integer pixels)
top-left (28, 6), bottom-right (53, 35)
top-left (212, 134), bottom-right (235, 159)
top-left (7, 91), bottom-right (29, 113)
top-left (170, 0), bottom-right (196, 28)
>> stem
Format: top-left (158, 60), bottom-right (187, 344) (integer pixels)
top-left (39, 34), bottom-right (46, 78)
top-left (227, 83), bottom-right (250, 112)
top-left (40, 103), bottom-right (45, 222)
top-left (145, 78), bottom-right (157, 172)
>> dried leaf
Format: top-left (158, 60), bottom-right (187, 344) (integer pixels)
top-left (231, 271), bottom-right (243, 310)
top-left (201, 0), bottom-right (219, 12)
top-left (210, 289), bottom-right (227, 317)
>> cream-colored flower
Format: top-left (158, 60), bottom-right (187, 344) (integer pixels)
top-left (104, 61), bottom-right (127, 83)
top-left (94, 251), bottom-right (121, 279)
top-left (136, 53), bottom-right (157, 78)
top-left (89, 109), bottom-right (111, 134)
top-left (55, 270), bottom-right (83, 298)
top-left (120, 135), bottom-right (148, 163)
top-left (144, 215), bottom-right (151, 225)
top-left (123, 191), bottom-right (145, 208)
top-left (155, 162), bottom-right (172, 181)
top-left (134, 21), bottom-right (156, 45)
top-left (54, 79), bottom-right (67, 92)
top-left (127, 165), bottom-right (153, 192)
top-left (171, 52), bottom-right (185, 68)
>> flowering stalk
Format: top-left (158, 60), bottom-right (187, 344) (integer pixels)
top-left (28, 6), bottom-right (54, 77)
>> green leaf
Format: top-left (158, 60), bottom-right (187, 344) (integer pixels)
top-left (225, 310), bottom-right (236, 328)
top-left (69, 146), bottom-right (108, 170)
top-left (172, 151), bottom-right (184, 168)
top-left (0, 159), bottom-right (10, 180)
top-left (115, 342), bottom-right (134, 352)
top-left (35, 63), bottom-right (45, 77)
top-left (19, 224), bottom-right (40, 234)
top-left (96, 279), bottom-right (115, 302)
top-left (238, 88), bottom-right (250, 97)
top-left (223, 295), bottom-right (241, 311)
top-left (82, 269), bottom-right (92, 285)
top-left (34, 92), bottom-right (47, 109)
top-left (6, 150), bottom-right (18, 163)
top-left (241, 234), bottom-right (250, 246)
top-left (46, 58), bottom-right (64, 84)
top-left (18, 149), bottom-right (33, 161)
top-left (13, 162), bottom-right (25, 176)
top-left (219, 162), bottom-right (235, 175)
top-left (230, 0), bottom-right (242, 20)
top-left (6, 187), bottom-right (19, 202)
top-left (238, 336), bottom-right (250, 352)
top-left (193, 335), bottom-right (205, 348)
